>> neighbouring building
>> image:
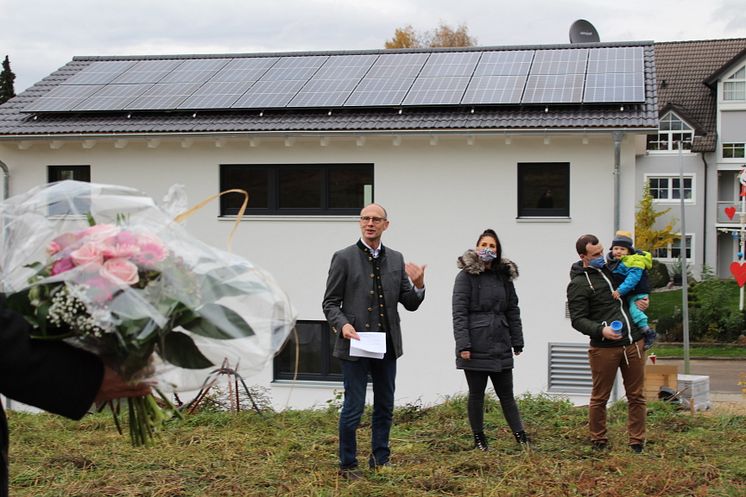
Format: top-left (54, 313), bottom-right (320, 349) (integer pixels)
top-left (638, 38), bottom-right (746, 279)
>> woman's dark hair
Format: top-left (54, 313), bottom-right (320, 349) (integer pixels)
top-left (476, 229), bottom-right (502, 261)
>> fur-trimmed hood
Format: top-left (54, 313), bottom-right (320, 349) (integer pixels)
top-left (457, 249), bottom-right (519, 280)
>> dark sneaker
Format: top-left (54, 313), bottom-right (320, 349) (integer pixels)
top-left (643, 327), bottom-right (656, 350)
top-left (473, 432), bottom-right (488, 451)
top-left (513, 430), bottom-right (531, 447)
top-left (591, 440), bottom-right (609, 451)
top-left (338, 468), bottom-right (365, 481)
top-left (630, 443), bottom-right (644, 453)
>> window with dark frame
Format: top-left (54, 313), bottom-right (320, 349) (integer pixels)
top-left (517, 162), bottom-right (570, 217)
top-left (220, 164), bottom-right (373, 216)
top-left (47, 165), bottom-right (91, 215)
top-left (273, 320), bottom-right (343, 382)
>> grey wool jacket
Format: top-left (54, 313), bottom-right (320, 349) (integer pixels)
top-left (452, 250), bottom-right (524, 372)
top-left (322, 242), bottom-right (424, 361)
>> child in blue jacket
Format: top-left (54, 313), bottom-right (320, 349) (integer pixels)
top-left (607, 231), bottom-right (656, 350)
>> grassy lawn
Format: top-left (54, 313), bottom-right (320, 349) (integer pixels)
top-left (7, 395), bottom-right (746, 497)
top-left (651, 343), bottom-right (746, 358)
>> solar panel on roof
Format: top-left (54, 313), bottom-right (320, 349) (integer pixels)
top-left (584, 73), bottom-right (644, 102)
top-left (531, 49), bottom-right (588, 75)
top-left (178, 81), bottom-right (254, 109)
top-left (231, 79), bottom-right (307, 108)
top-left (124, 82), bottom-right (203, 110)
top-left (289, 78), bottom-right (361, 107)
top-left (587, 47), bottom-right (643, 74)
top-left (23, 44), bottom-right (650, 113)
top-left (260, 56), bottom-right (327, 81)
top-left (474, 50), bottom-right (534, 76)
top-left (112, 59), bottom-right (185, 84)
top-left (403, 76), bottom-right (471, 105)
top-left (523, 74), bottom-right (584, 103)
top-left (419, 52), bottom-right (480, 77)
top-left (288, 54), bottom-right (377, 107)
top-left (24, 85), bottom-right (104, 112)
top-left (344, 53), bottom-right (429, 107)
top-left (583, 47), bottom-right (645, 103)
top-left (365, 52), bottom-right (429, 78)
top-left (343, 77), bottom-right (415, 107)
top-left (462, 75), bottom-right (526, 104)
top-left (158, 58), bottom-right (231, 84)
top-left (210, 57), bottom-right (279, 83)
top-left (63, 61), bottom-right (136, 85)
top-left (73, 84), bottom-right (151, 111)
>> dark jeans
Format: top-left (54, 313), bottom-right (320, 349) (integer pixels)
top-left (464, 369), bottom-right (524, 434)
top-left (339, 355), bottom-right (396, 469)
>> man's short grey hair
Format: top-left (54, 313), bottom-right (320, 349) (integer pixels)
top-left (362, 203), bottom-right (388, 219)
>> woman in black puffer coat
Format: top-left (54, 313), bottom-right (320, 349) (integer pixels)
top-left (452, 229), bottom-right (528, 451)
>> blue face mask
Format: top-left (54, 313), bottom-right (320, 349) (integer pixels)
top-left (477, 248), bottom-right (497, 262)
top-left (589, 256), bottom-right (605, 269)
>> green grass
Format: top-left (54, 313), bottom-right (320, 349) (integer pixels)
top-left (648, 288), bottom-right (685, 320)
top-left (651, 343), bottom-right (746, 358)
top-left (7, 395), bottom-right (746, 497)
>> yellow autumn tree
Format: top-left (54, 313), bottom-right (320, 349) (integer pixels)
top-left (634, 183), bottom-right (679, 253)
top-left (385, 25), bottom-right (421, 49)
top-left (428, 22), bottom-right (476, 48)
top-left (385, 23), bottom-right (476, 49)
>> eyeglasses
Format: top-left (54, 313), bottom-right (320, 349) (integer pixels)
top-left (360, 216), bottom-right (386, 224)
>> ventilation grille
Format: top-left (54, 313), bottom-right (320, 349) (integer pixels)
top-left (548, 342), bottom-right (592, 393)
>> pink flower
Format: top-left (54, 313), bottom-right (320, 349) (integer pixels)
top-left (101, 240), bottom-right (140, 259)
top-left (71, 242), bottom-right (104, 266)
top-left (135, 233), bottom-right (167, 266)
top-left (51, 257), bottom-right (75, 275)
top-left (51, 232), bottom-right (82, 252)
top-left (101, 258), bottom-right (140, 285)
top-left (114, 230), bottom-right (138, 245)
top-left (81, 224), bottom-right (120, 242)
top-left (83, 275), bottom-right (118, 303)
top-left (47, 241), bottom-right (62, 256)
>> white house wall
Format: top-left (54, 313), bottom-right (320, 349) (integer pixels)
top-left (0, 132), bottom-right (641, 409)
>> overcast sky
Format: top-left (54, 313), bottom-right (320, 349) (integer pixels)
top-left (3, 0), bottom-right (746, 92)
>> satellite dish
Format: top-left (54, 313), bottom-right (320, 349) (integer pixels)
top-left (569, 19), bottom-right (600, 43)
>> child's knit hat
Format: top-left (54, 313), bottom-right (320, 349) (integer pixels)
top-left (611, 230), bottom-right (634, 251)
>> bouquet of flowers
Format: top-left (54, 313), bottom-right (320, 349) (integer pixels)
top-left (0, 181), bottom-right (296, 445)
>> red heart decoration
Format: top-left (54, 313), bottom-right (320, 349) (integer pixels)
top-left (725, 206), bottom-right (737, 220)
top-left (730, 262), bottom-right (746, 287)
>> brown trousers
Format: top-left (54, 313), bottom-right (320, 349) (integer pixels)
top-left (588, 339), bottom-right (646, 445)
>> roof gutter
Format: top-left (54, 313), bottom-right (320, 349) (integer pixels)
top-left (0, 127), bottom-right (658, 142)
top-left (0, 159), bottom-right (8, 200)
top-left (613, 131), bottom-right (623, 232)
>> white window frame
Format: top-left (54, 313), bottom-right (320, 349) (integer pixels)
top-left (722, 142), bottom-right (746, 159)
top-left (723, 66), bottom-right (746, 102)
top-left (644, 174), bottom-right (695, 204)
top-left (653, 233), bottom-right (695, 263)
top-left (646, 111), bottom-right (694, 153)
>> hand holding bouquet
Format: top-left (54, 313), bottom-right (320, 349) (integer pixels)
top-left (0, 181), bottom-right (296, 445)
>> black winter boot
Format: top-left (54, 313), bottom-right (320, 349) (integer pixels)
top-left (514, 430), bottom-right (530, 447)
top-left (473, 432), bottom-right (488, 451)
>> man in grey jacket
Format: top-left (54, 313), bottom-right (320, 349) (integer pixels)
top-left (323, 203), bottom-right (425, 478)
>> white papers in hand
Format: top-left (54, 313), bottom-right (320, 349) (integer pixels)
top-left (349, 332), bottom-right (386, 359)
